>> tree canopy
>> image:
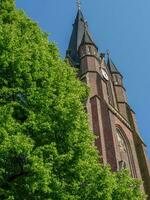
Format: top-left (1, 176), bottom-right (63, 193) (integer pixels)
top-left (0, 0), bottom-right (145, 199)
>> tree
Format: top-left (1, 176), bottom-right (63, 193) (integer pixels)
top-left (112, 170), bottom-right (145, 200)
top-left (0, 0), bottom-right (145, 199)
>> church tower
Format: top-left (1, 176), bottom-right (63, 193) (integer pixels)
top-left (66, 7), bottom-right (150, 198)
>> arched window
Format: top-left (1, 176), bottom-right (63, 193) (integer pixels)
top-left (115, 126), bottom-right (137, 178)
top-left (87, 46), bottom-right (92, 54)
top-left (116, 129), bottom-right (129, 170)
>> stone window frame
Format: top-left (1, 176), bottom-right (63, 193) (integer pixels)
top-left (115, 125), bottom-right (137, 178)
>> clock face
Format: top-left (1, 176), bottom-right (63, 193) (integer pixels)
top-left (101, 68), bottom-right (109, 81)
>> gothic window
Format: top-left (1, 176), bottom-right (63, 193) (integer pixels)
top-left (87, 46), bottom-right (92, 54)
top-left (116, 130), bottom-right (127, 152)
top-left (116, 128), bottom-right (130, 171)
top-left (115, 127), bottom-right (137, 178)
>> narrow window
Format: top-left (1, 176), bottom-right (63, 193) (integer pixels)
top-left (116, 128), bottom-right (130, 171)
top-left (87, 46), bottom-right (92, 54)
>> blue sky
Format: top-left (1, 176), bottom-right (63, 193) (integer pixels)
top-left (16, 0), bottom-right (150, 157)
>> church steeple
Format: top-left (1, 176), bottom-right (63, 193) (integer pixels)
top-left (66, 8), bottom-right (96, 66)
top-left (66, 9), bottom-right (85, 66)
top-left (66, 4), bottom-right (150, 197)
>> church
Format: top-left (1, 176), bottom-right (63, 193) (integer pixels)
top-left (66, 5), bottom-right (150, 198)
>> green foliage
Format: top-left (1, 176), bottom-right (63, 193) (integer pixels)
top-left (0, 0), bottom-right (145, 199)
top-left (112, 170), bottom-right (145, 200)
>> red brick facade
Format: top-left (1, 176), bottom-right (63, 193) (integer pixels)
top-left (67, 9), bottom-right (150, 198)
top-left (79, 44), bottom-right (150, 198)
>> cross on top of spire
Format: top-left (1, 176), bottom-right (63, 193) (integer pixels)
top-left (76, 0), bottom-right (81, 10)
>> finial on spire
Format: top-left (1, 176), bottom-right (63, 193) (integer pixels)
top-left (76, 0), bottom-right (81, 10)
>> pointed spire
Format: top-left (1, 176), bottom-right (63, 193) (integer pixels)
top-left (107, 50), bottom-right (122, 76)
top-left (66, 9), bottom-right (85, 65)
top-left (66, 6), bottom-right (96, 66)
top-left (80, 27), bottom-right (98, 49)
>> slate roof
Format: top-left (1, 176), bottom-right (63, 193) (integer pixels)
top-left (67, 9), bottom-right (96, 66)
top-left (67, 10), bottom-right (85, 65)
top-left (107, 56), bottom-right (122, 76)
top-left (80, 28), bottom-right (98, 49)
